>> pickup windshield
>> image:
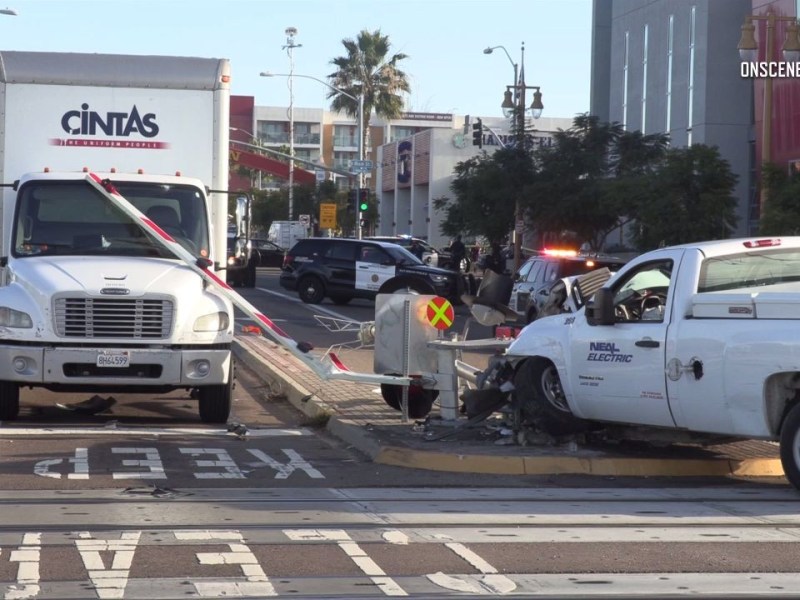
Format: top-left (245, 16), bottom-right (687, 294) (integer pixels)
top-left (12, 180), bottom-right (209, 259)
top-left (698, 249), bottom-right (800, 292)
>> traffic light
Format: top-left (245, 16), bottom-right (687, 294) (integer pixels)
top-left (472, 118), bottom-right (483, 148)
top-left (358, 188), bottom-right (370, 212)
top-left (360, 218), bottom-right (368, 228)
top-left (348, 188), bottom-right (358, 214)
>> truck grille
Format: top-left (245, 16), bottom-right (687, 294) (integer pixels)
top-left (54, 297), bottom-right (173, 339)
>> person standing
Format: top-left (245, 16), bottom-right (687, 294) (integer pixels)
top-left (448, 234), bottom-right (466, 271)
top-left (409, 238), bottom-right (425, 260)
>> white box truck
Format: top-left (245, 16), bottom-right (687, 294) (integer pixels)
top-left (268, 220), bottom-right (308, 251)
top-left (0, 51), bottom-right (234, 423)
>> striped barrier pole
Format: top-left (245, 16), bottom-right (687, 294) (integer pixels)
top-left (84, 173), bottom-right (411, 387)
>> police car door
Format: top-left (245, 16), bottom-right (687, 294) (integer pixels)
top-left (567, 256), bottom-right (679, 428)
top-left (355, 244), bottom-right (396, 292)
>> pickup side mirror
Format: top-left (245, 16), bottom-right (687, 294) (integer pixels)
top-left (586, 287), bottom-right (616, 326)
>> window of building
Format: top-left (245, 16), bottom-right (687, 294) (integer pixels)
top-left (333, 125), bottom-right (358, 147)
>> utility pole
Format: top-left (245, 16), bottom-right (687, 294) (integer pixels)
top-left (283, 27), bottom-right (301, 221)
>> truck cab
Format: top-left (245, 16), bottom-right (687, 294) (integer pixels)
top-left (0, 172), bottom-right (234, 422)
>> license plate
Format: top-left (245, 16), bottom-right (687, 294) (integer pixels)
top-left (96, 351), bottom-right (130, 368)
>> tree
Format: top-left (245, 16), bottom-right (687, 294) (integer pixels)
top-left (434, 152), bottom-right (521, 244)
top-left (759, 164), bottom-right (800, 235)
top-left (327, 29), bottom-right (410, 153)
top-left (629, 144), bottom-right (738, 250)
top-left (526, 114), bottom-right (668, 250)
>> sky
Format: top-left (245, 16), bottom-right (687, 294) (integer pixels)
top-left (0, 0), bottom-right (593, 121)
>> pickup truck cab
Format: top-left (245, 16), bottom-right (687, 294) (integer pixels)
top-left (506, 237), bottom-right (800, 489)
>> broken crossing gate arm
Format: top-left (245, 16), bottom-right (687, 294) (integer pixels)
top-left (84, 173), bottom-right (411, 387)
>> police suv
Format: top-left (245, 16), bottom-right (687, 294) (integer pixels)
top-left (280, 238), bottom-right (463, 305)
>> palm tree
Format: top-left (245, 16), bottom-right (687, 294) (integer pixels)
top-left (327, 29), bottom-right (411, 154)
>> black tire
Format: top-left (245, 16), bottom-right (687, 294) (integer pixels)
top-left (298, 275), bottom-right (325, 304)
top-left (513, 358), bottom-right (592, 436)
top-left (198, 360), bottom-right (233, 424)
top-left (381, 278), bottom-right (435, 296)
top-left (380, 381), bottom-right (438, 419)
top-left (245, 262), bottom-right (257, 288)
top-left (780, 402), bottom-right (800, 490)
top-left (329, 294), bottom-right (352, 305)
top-left (0, 381), bottom-right (20, 420)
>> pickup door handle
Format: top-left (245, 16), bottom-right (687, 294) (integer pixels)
top-left (635, 339), bottom-right (660, 348)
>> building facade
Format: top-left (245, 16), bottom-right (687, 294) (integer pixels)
top-left (591, 0), bottom-right (755, 234)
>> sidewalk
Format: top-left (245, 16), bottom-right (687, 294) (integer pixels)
top-left (232, 334), bottom-right (785, 481)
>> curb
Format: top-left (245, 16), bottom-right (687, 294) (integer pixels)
top-left (232, 337), bottom-right (785, 480)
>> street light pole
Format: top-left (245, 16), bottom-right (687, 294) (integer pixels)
top-left (260, 71), bottom-right (365, 237)
top-left (283, 27), bottom-right (301, 221)
top-left (486, 41), bottom-right (543, 272)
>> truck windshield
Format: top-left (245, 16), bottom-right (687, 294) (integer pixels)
top-left (12, 180), bottom-right (209, 259)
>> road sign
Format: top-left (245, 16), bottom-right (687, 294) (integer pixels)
top-left (319, 203), bottom-right (337, 229)
top-left (349, 159), bottom-right (373, 173)
top-left (426, 296), bottom-right (454, 330)
top-left (298, 214), bottom-right (310, 227)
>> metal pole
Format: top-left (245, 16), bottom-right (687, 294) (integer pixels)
top-left (283, 27), bottom-right (301, 221)
top-left (357, 94), bottom-right (365, 240)
top-left (513, 43), bottom-right (526, 273)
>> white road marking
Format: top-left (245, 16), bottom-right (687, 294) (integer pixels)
top-left (382, 530), bottom-right (410, 545)
top-left (180, 448), bottom-right (246, 479)
top-left (246, 448), bottom-right (324, 479)
top-left (284, 529), bottom-right (407, 596)
top-left (5, 532), bottom-right (41, 600)
top-left (75, 531), bottom-right (140, 599)
top-left (111, 447), bottom-right (166, 480)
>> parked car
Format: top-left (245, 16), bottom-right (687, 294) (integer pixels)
top-left (280, 238), bottom-right (464, 305)
top-left (250, 238), bottom-right (285, 268)
top-left (509, 250), bottom-right (628, 323)
top-left (366, 235), bottom-right (439, 266)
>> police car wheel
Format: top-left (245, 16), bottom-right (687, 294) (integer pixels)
top-left (298, 275), bottom-right (325, 304)
top-left (779, 402), bottom-right (800, 490)
top-left (513, 358), bottom-right (592, 436)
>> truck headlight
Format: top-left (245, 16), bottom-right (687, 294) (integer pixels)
top-left (193, 311), bottom-right (230, 332)
top-left (430, 274), bottom-right (450, 283)
top-left (227, 256), bottom-right (236, 266)
top-left (0, 307), bottom-right (33, 328)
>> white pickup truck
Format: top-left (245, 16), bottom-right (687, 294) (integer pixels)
top-left (506, 237), bottom-right (800, 489)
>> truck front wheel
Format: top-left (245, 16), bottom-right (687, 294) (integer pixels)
top-left (779, 403), bottom-right (800, 490)
top-left (198, 362), bottom-right (233, 424)
top-left (0, 381), bottom-right (19, 420)
top-left (513, 359), bottom-right (592, 436)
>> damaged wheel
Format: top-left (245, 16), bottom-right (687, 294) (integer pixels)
top-left (780, 402), bottom-right (800, 490)
top-left (380, 380), bottom-right (438, 419)
top-left (513, 358), bottom-right (592, 436)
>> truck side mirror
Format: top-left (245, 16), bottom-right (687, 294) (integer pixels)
top-left (586, 287), bottom-right (615, 326)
